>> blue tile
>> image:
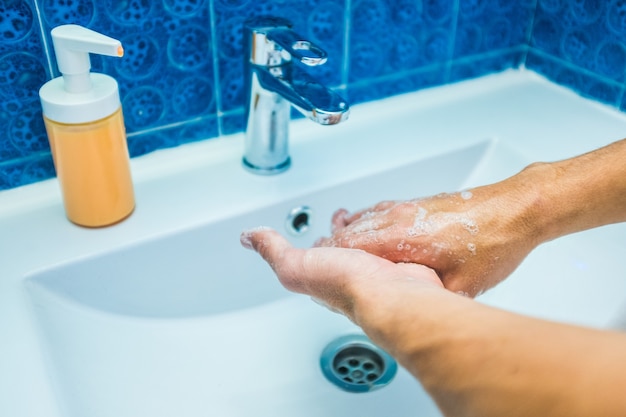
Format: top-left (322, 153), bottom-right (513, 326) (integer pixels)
top-left (38, 0), bottom-right (217, 133)
top-left (127, 130), bottom-right (176, 158)
top-left (526, 50), bottom-right (622, 107)
top-left (347, 65), bottom-right (446, 105)
top-left (454, 0), bottom-right (535, 58)
top-left (20, 155), bottom-right (56, 186)
top-left (0, 0), bottom-right (51, 174)
top-left (449, 47), bottom-right (525, 83)
top-left (122, 87), bottom-right (167, 130)
top-left (6, 0), bottom-right (626, 191)
top-left (349, 0), bottom-right (454, 81)
top-left (0, 155), bottom-right (55, 190)
top-left (220, 111), bottom-right (246, 136)
top-left (178, 116), bottom-right (219, 144)
top-left (0, 160), bottom-right (27, 190)
top-left (532, 0), bottom-right (626, 84)
top-left (126, 116), bottom-right (219, 158)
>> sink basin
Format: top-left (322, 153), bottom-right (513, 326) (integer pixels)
top-left (24, 140), bottom-right (496, 417)
top-left (4, 70), bottom-right (626, 417)
top-left (26, 140), bottom-right (493, 319)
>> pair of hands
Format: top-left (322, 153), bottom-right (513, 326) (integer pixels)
top-left (240, 140), bottom-right (626, 417)
top-left (242, 169), bottom-right (540, 321)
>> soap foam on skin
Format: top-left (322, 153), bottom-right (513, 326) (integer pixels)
top-left (460, 190), bottom-right (473, 200)
top-left (408, 206), bottom-right (432, 237)
top-left (400, 198), bottom-right (480, 267)
top-left (347, 218), bottom-right (384, 234)
top-left (240, 226), bottom-right (273, 250)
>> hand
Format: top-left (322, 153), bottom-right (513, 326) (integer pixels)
top-left (239, 228), bottom-right (626, 417)
top-left (315, 176), bottom-right (541, 297)
top-left (240, 227), bottom-right (443, 328)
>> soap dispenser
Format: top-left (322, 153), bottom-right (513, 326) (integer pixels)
top-left (39, 24), bottom-right (135, 227)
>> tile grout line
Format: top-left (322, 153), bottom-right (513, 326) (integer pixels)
top-left (207, 0), bottom-right (225, 137)
top-left (31, 0), bottom-right (55, 78)
top-left (521, 0), bottom-right (539, 66)
top-left (341, 0), bottom-right (351, 89)
top-left (528, 47), bottom-right (626, 90)
top-left (444, 0), bottom-right (461, 83)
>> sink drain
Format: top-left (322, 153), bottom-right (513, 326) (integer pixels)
top-left (320, 334), bottom-right (397, 393)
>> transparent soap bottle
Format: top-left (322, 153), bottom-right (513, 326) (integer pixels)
top-left (39, 25), bottom-right (135, 227)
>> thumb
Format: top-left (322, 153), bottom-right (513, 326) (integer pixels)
top-left (240, 227), bottom-right (308, 293)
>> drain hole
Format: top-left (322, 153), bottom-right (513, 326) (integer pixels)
top-left (320, 334), bottom-right (397, 393)
top-left (333, 346), bottom-right (385, 385)
top-left (286, 206), bottom-right (312, 235)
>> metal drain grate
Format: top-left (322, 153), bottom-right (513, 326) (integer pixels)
top-left (320, 334), bottom-right (397, 393)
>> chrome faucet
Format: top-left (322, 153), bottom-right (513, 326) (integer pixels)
top-left (242, 17), bottom-right (350, 175)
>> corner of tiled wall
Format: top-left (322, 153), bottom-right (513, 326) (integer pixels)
top-left (4, 1), bottom-right (625, 191)
top-left (527, 1), bottom-right (626, 110)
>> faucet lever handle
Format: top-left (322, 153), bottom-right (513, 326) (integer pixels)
top-left (266, 28), bottom-right (328, 66)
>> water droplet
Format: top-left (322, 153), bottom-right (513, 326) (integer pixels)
top-left (460, 190), bottom-right (473, 200)
top-left (462, 219), bottom-right (479, 235)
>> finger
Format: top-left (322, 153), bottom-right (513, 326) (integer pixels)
top-left (240, 227), bottom-right (292, 268)
top-left (395, 263), bottom-right (444, 288)
top-left (313, 236), bottom-right (334, 247)
top-left (319, 220), bottom-right (400, 254)
top-left (343, 200), bottom-right (397, 225)
top-left (240, 227), bottom-right (308, 293)
top-left (240, 226), bottom-right (273, 250)
top-left (331, 208), bottom-right (350, 232)
top-left (241, 228), bottom-right (363, 298)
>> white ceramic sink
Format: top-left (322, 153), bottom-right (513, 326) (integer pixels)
top-left (25, 145), bottom-right (494, 417)
top-left (3, 70), bottom-right (626, 417)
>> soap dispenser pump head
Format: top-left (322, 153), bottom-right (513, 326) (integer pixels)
top-left (51, 24), bottom-right (124, 94)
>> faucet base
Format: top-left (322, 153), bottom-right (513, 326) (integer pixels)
top-left (242, 157), bottom-right (291, 175)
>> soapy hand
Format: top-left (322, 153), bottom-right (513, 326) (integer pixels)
top-left (240, 227), bottom-right (443, 325)
top-left (315, 177), bottom-right (541, 297)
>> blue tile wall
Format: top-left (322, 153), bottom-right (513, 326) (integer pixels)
top-left (527, 0), bottom-right (626, 109)
top-left (0, 0), bottom-right (624, 190)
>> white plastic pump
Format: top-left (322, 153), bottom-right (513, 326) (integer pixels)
top-left (52, 24), bottom-right (123, 93)
top-left (39, 24), bottom-right (124, 124)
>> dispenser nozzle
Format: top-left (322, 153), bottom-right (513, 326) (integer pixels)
top-left (51, 24), bottom-right (123, 94)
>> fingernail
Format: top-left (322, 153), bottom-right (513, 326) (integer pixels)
top-left (240, 226), bottom-right (272, 250)
top-left (331, 208), bottom-right (349, 232)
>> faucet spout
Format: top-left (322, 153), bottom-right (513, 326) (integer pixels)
top-left (254, 65), bottom-right (350, 125)
top-left (242, 17), bottom-right (350, 175)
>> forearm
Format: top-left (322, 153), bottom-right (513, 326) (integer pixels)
top-left (521, 138), bottom-right (626, 243)
top-left (354, 287), bottom-right (626, 417)
top-left (243, 226), bottom-right (626, 416)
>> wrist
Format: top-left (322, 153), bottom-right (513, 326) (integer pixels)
top-left (517, 139), bottom-right (626, 242)
top-left (511, 161), bottom-right (565, 245)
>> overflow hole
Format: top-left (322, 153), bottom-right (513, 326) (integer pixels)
top-left (286, 206), bottom-right (312, 236)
